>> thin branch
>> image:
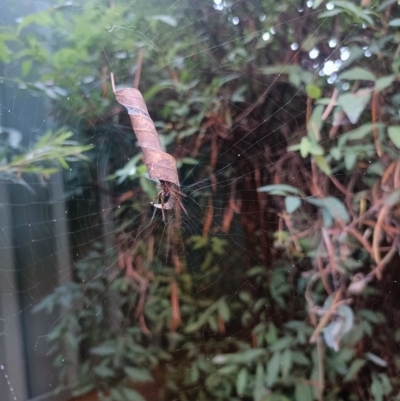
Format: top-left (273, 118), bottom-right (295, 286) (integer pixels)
top-left (309, 287), bottom-right (344, 344)
top-left (133, 47), bottom-right (144, 89)
top-left (322, 88), bottom-right (338, 121)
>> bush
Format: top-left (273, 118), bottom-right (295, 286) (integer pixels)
top-left (3, 0), bottom-right (400, 400)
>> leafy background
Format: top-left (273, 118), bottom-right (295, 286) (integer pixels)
top-left (1, 0), bottom-right (400, 400)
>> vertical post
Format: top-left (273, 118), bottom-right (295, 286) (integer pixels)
top-left (0, 181), bottom-right (28, 401)
top-left (49, 172), bottom-right (77, 388)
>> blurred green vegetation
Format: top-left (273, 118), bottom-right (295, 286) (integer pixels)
top-left (3, 0), bottom-right (400, 400)
top-left (0, 127), bottom-right (92, 187)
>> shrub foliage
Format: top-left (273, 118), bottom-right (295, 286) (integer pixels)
top-left (3, 0), bottom-right (400, 400)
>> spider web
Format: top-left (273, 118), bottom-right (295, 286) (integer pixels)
top-left (0, 1), bottom-right (392, 400)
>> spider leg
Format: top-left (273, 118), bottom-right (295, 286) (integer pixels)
top-left (150, 191), bottom-right (168, 223)
top-left (160, 192), bottom-right (166, 223)
top-left (174, 188), bottom-right (186, 198)
top-left (176, 197), bottom-right (188, 216)
top-left (153, 191), bottom-right (162, 204)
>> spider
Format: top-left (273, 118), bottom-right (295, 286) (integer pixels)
top-left (151, 180), bottom-right (188, 223)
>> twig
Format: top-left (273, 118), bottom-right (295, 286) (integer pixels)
top-left (322, 228), bottom-right (337, 274)
top-left (322, 88), bottom-right (338, 121)
top-left (368, 244), bottom-right (398, 280)
top-left (348, 198), bottom-right (385, 229)
top-left (381, 161), bottom-right (396, 186)
top-left (307, 97), bottom-right (313, 128)
top-left (316, 256), bottom-right (332, 295)
top-left (203, 196), bottom-right (214, 237)
top-left (363, 219), bottom-right (400, 236)
top-left (346, 226), bottom-right (374, 259)
top-left (282, 213), bottom-right (302, 252)
top-left (373, 205), bottom-right (389, 264)
top-left (309, 287), bottom-right (344, 344)
top-left (305, 272), bottom-right (320, 327)
top-left (133, 47), bottom-right (144, 89)
top-left (233, 85), bottom-right (273, 124)
top-left (317, 339), bottom-right (325, 401)
top-left (372, 91), bottom-right (382, 157)
top-left (170, 279), bottom-right (181, 332)
top-left (395, 159), bottom-right (400, 188)
top-left (329, 174), bottom-right (348, 196)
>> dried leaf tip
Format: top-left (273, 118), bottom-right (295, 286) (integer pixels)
top-left (110, 72), bottom-right (116, 93)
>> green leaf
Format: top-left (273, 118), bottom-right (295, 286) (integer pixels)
top-left (57, 157), bottom-right (70, 169)
top-left (389, 18), bottom-right (400, 26)
top-left (344, 152), bottom-right (357, 171)
top-left (71, 384), bottom-right (96, 397)
top-left (378, 0), bottom-right (396, 12)
top-left (90, 344), bottom-right (115, 356)
top-left (218, 301), bottom-right (230, 322)
top-left (338, 90), bottom-right (372, 124)
top-left (17, 11), bottom-right (52, 32)
top-left (299, 137), bottom-right (310, 157)
top-left (309, 145), bottom-right (324, 157)
top-left (110, 389), bottom-right (124, 401)
top-left (312, 0), bottom-right (325, 8)
top-left (181, 157), bottom-right (198, 165)
top-left (371, 376), bottom-right (384, 401)
top-left (218, 365), bottom-right (237, 375)
top-left (254, 363), bottom-right (267, 401)
top-left (266, 351), bottom-right (280, 386)
top-left (94, 365), bottom-right (115, 378)
top-left (122, 387), bottom-right (146, 401)
top-left (124, 367), bottom-right (153, 383)
top-left (339, 68), bottom-right (376, 81)
top-left (308, 105), bottom-right (324, 141)
top-left (296, 136), bottom-right (324, 158)
top-left (367, 162), bottom-right (384, 176)
top-left (190, 365), bottom-right (200, 384)
top-left (281, 349), bottom-right (292, 377)
top-left (324, 197), bottom-right (350, 223)
top-left (385, 189), bottom-right (400, 207)
top-left (318, 9), bottom-right (343, 18)
top-left (149, 15), bottom-right (178, 27)
top-left (379, 373), bottom-right (393, 394)
top-left (21, 60), bottom-right (32, 76)
top-left (306, 84), bottom-right (322, 99)
top-left (323, 305), bottom-right (354, 351)
top-left (239, 291), bottom-right (252, 304)
top-left (322, 207), bottom-right (333, 227)
top-left (330, 0), bottom-right (374, 25)
top-left (388, 126), bottom-right (400, 148)
top-left (295, 382), bottom-right (313, 401)
top-left (291, 351), bottom-right (310, 366)
top-left (307, 196), bottom-right (350, 224)
top-left (260, 65), bottom-right (295, 75)
top-left (365, 353), bottom-right (387, 368)
top-left (265, 323), bottom-right (278, 345)
top-left (236, 368), bottom-right (247, 396)
top-left (285, 196), bottom-right (301, 214)
top-left (212, 349), bottom-right (266, 365)
top-left (338, 122), bottom-right (385, 147)
top-left (269, 336), bottom-right (293, 352)
top-left (375, 75), bottom-right (394, 92)
top-left (344, 359), bottom-right (365, 381)
top-left (330, 147), bottom-right (341, 160)
top-left (314, 155), bottom-right (331, 175)
top-left (257, 184), bottom-right (302, 196)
